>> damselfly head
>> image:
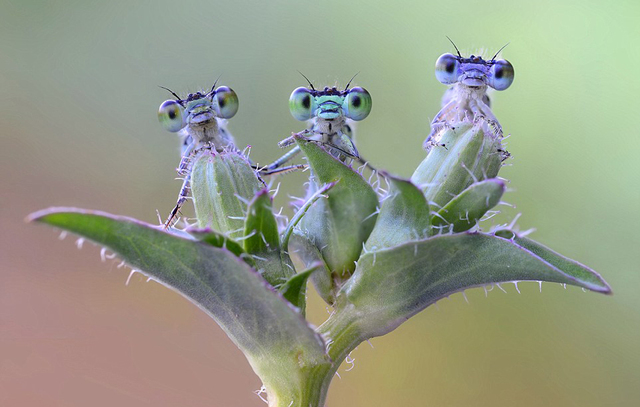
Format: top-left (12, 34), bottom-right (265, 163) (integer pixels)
top-left (435, 50), bottom-right (514, 91)
top-left (289, 85), bottom-right (372, 121)
top-left (158, 86), bottom-right (238, 133)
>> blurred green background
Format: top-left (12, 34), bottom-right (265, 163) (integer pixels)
top-left (1, 0), bottom-right (638, 405)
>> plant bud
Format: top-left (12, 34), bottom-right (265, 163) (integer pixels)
top-left (411, 121), bottom-right (506, 209)
top-left (290, 137), bottom-right (378, 304)
top-left (190, 150), bottom-right (263, 238)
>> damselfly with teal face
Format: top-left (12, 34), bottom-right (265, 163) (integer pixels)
top-left (265, 78), bottom-right (373, 172)
top-left (157, 84), bottom-right (305, 229)
top-left (424, 40), bottom-right (514, 150)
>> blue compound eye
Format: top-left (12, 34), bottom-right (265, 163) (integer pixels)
top-left (158, 100), bottom-right (185, 132)
top-left (488, 59), bottom-right (514, 91)
top-left (213, 86), bottom-right (239, 119)
top-left (289, 87), bottom-right (315, 121)
top-left (343, 87), bottom-right (372, 121)
top-left (435, 53), bottom-right (460, 84)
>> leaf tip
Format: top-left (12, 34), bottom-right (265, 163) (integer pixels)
top-left (487, 177), bottom-right (507, 190)
top-left (589, 276), bottom-right (613, 295)
top-left (25, 206), bottom-right (75, 224)
top-left (255, 188), bottom-right (271, 198)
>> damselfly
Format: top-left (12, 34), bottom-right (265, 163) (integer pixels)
top-left (424, 40), bottom-right (514, 150)
top-left (157, 83), bottom-right (302, 229)
top-left (265, 76), bottom-right (373, 172)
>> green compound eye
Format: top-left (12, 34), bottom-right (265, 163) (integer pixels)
top-left (488, 59), bottom-right (514, 91)
top-left (289, 87), bottom-right (315, 121)
top-left (213, 86), bottom-right (239, 119)
top-left (158, 100), bottom-right (185, 132)
top-left (343, 87), bottom-right (372, 121)
top-left (435, 53), bottom-right (460, 85)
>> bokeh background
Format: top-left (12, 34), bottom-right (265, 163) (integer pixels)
top-left (2, 0), bottom-right (639, 405)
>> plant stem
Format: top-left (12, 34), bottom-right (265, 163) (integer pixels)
top-left (258, 304), bottom-right (364, 407)
top-left (308, 306), bottom-right (365, 407)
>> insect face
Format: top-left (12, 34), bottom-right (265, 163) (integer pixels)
top-left (315, 94), bottom-right (344, 120)
top-left (183, 94), bottom-right (217, 127)
top-left (435, 53), bottom-right (514, 91)
top-left (158, 87), bottom-right (239, 132)
top-left (289, 86), bottom-right (372, 122)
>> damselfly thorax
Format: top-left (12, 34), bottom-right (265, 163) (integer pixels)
top-left (424, 43), bottom-right (514, 150)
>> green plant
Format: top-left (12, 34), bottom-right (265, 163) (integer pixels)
top-left (29, 120), bottom-right (610, 407)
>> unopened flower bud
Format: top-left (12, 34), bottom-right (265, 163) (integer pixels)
top-left (411, 121), bottom-right (506, 209)
top-left (191, 150), bottom-right (263, 238)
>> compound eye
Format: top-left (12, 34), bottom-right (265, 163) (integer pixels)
top-left (213, 86), bottom-right (239, 119)
top-left (343, 87), bottom-right (372, 121)
top-left (158, 100), bottom-right (185, 132)
top-left (488, 59), bottom-right (514, 91)
top-left (435, 53), bottom-right (460, 84)
top-left (289, 87), bottom-right (315, 121)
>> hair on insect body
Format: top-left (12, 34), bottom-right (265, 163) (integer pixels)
top-left (424, 38), bottom-right (515, 150)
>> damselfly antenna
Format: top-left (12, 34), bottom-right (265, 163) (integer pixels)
top-left (491, 43), bottom-right (510, 62)
top-left (345, 72), bottom-right (360, 91)
top-left (446, 36), bottom-right (462, 58)
top-left (209, 74), bottom-right (223, 97)
top-left (159, 86), bottom-right (184, 105)
top-left (297, 71), bottom-right (316, 91)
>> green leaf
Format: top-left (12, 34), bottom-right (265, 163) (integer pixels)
top-left (290, 230), bottom-right (335, 304)
top-left (190, 150), bottom-right (263, 237)
top-left (244, 189), bottom-right (280, 254)
top-left (241, 189), bottom-right (294, 289)
top-left (432, 178), bottom-right (505, 233)
top-left (29, 208), bottom-right (330, 372)
top-left (494, 230), bottom-right (612, 292)
top-left (279, 263), bottom-right (321, 313)
top-left (282, 181), bottom-right (336, 305)
top-left (294, 137), bottom-right (378, 278)
top-left (337, 232), bottom-right (611, 339)
top-left (365, 174), bottom-right (431, 251)
top-left (187, 227), bottom-right (256, 268)
top-left (282, 181), bottom-right (337, 251)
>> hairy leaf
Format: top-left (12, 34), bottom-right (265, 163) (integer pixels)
top-left (338, 232), bottom-right (611, 339)
top-left (187, 227), bottom-right (256, 268)
top-left (279, 263), bottom-right (321, 314)
top-left (244, 189), bottom-right (280, 254)
top-left (243, 189), bottom-right (294, 288)
top-left (29, 208), bottom-right (329, 370)
top-left (294, 137), bottom-right (378, 278)
top-left (290, 229), bottom-right (335, 304)
top-left (191, 150), bottom-right (263, 237)
top-left (432, 178), bottom-right (505, 233)
top-left (494, 230), bottom-right (611, 290)
top-left (365, 174), bottom-right (431, 251)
